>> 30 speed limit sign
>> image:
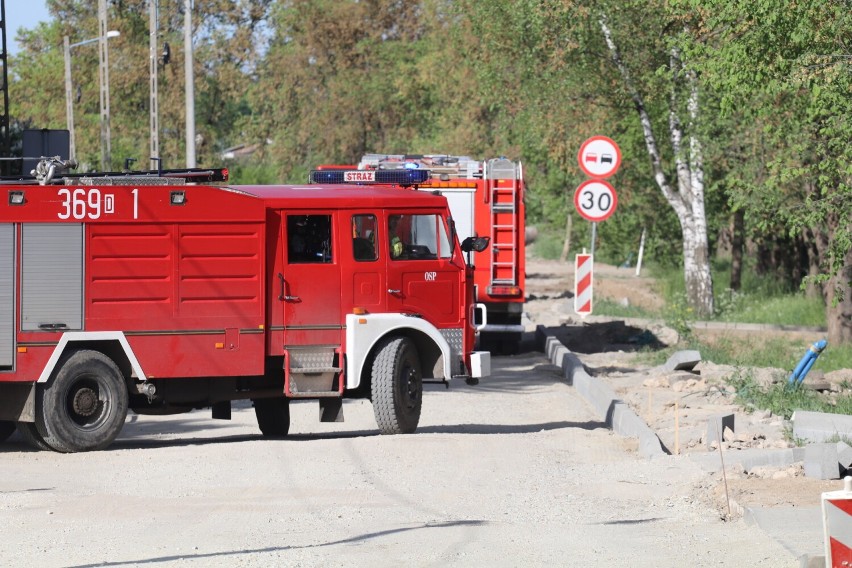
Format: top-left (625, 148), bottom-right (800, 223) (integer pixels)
top-left (573, 179), bottom-right (618, 222)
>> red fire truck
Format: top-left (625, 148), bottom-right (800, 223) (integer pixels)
top-left (319, 154), bottom-right (526, 354)
top-left (0, 160), bottom-right (489, 452)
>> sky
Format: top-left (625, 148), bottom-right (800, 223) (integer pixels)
top-left (5, 0), bottom-right (51, 55)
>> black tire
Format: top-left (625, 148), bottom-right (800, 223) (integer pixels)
top-left (36, 350), bottom-right (129, 453)
top-left (254, 397), bottom-right (290, 437)
top-left (500, 334), bottom-right (522, 356)
top-left (371, 336), bottom-right (422, 434)
top-left (478, 332), bottom-right (521, 356)
top-left (16, 421), bottom-right (52, 451)
top-left (0, 420), bottom-right (15, 442)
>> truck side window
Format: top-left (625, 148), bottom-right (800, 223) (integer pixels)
top-left (351, 214), bottom-right (377, 261)
top-left (388, 214), bottom-right (449, 260)
top-left (288, 214), bottom-right (333, 263)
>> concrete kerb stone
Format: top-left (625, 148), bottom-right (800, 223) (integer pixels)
top-left (706, 413), bottom-right (735, 450)
top-left (688, 447), bottom-right (806, 473)
top-left (537, 325), bottom-right (666, 459)
top-left (663, 349), bottom-right (702, 372)
top-left (803, 442), bottom-right (851, 480)
top-left (793, 410), bottom-right (852, 444)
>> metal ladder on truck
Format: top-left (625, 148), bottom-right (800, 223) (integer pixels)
top-left (485, 158), bottom-right (519, 292)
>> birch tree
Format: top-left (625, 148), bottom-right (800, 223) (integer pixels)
top-left (598, 9), bottom-right (714, 316)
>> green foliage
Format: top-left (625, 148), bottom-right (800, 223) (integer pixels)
top-left (663, 293), bottom-right (695, 342)
top-left (593, 298), bottom-right (655, 320)
top-left (527, 236), bottom-right (566, 262)
top-left (656, 259), bottom-right (828, 326)
top-left (226, 163), bottom-right (280, 185)
top-left (6, 0), bottom-right (852, 341)
top-left (714, 293), bottom-right (826, 327)
top-left (10, 0), bottom-right (271, 171)
top-left (817, 345), bottom-right (852, 374)
top-left (728, 370), bottom-right (852, 422)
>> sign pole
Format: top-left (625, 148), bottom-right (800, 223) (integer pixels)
top-left (590, 222), bottom-right (597, 257)
top-left (635, 227), bottom-right (646, 276)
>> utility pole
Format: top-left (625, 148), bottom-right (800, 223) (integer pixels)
top-left (0, 0), bottom-right (11, 174)
top-left (63, 36), bottom-right (75, 161)
top-left (64, 31), bottom-right (119, 168)
top-left (149, 0), bottom-right (159, 162)
top-left (184, 0), bottom-right (196, 167)
top-left (98, 0), bottom-right (111, 170)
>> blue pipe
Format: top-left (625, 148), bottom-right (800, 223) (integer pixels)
top-left (788, 339), bottom-right (828, 386)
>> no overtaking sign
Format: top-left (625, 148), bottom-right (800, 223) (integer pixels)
top-left (577, 136), bottom-right (621, 179)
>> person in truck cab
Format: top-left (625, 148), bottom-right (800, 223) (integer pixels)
top-left (389, 215), bottom-right (405, 258)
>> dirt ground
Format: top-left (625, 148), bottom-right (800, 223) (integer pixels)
top-left (522, 255), bottom-right (847, 517)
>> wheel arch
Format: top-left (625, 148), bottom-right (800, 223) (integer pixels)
top-left (38, 332), bottom-right (145, 386)
top-left (345, 314), bottom-right (451, 391)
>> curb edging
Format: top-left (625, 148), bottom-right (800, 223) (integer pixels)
top-left (536, 325), bottom-right (666, 458)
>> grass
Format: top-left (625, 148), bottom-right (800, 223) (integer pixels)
top-left (652, 262), bottom-right (826, 327)
top-left (530, 245), bottom-right (852, 423)
top-left (727, 370), bottom-right (852, 421)
top-left (590, 259), bottom-right (852, 373)
top-left (531, 245), bottom-right (852, 424)
top-left (529, 241), bottom-right (852, 371)
top-left (592, 298), bottom-right (656, 319)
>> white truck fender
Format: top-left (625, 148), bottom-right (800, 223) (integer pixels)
top-left (37, 331), bottom-right (147, 383)
top-left (345, 313), bottom-right (453, 389)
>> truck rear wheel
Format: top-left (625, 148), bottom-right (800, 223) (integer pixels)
top-left (36, 350), bottom-right (129, 453)
top-left (16, 421), bottom-right (52, 451)
top-left (0, 421), bottom-right (14, 442)
top-left (254, 397), bottom-right (290, 437)
top-left (371, 336), bottom-right (422, 434)
top-left (479, 332), bottom-right (521, 356)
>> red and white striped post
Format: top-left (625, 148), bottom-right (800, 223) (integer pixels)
top-left (574, 253), bottom-right (593, 317)
top-left (823, 476), bottom-right (852, 566)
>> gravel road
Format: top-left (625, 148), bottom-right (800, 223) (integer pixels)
top-left (1, 351), bottom-right (796, 567)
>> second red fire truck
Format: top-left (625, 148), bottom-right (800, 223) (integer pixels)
top-left (0, 160), bottom-right (489, 452)
top-left (318, 154), bottom-right (527, 354)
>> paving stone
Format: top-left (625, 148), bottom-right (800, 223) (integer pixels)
top-left (837, 441), bottom-right (852, 469)
top-left (793, 410), bottom-right (852, 443)
top-left (706, 413), bottom-right (735, 449)
top-left (663, 350), bottom-right (701, 372)
top-left (804, 443), bottom-right (843, 480)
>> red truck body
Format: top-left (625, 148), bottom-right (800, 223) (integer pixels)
top-left (0, 164), bottom-right (488, 451)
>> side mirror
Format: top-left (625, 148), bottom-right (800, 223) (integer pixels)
top-left (461, 236), bottom-right (490, 253)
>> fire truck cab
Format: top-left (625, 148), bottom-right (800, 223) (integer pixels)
top-left (0, 161), bottom-right (489, 452)
top-left (351, 154), bottom-right (527, 354)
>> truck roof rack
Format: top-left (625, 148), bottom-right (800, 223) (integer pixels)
top-left (0, 157), bottom-right (229, 185)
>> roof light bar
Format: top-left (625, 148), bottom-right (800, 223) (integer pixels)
top-left (309, 169), bottom-right (430, 185)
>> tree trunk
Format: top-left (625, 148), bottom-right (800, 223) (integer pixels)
top-left (729, 210), bottom-right (744, 291)
top-left (825, 249), bottom-right (852, 345)
top-left (559, 212), bottom-right (573, 263)
top-left (681, 216), bottom-right (715, 316)
top-left (804, 229), bottom-right (822, 299)
top-left (599, 14), bottom-right (714, 317)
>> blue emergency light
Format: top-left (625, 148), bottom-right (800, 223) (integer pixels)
top-left (309, 168), bottom-right (430, 185)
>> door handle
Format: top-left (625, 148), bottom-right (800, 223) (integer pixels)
top-left (279, 273), bottom-right (301, 302)
top-left (388, 289), bottom-right (401, 295)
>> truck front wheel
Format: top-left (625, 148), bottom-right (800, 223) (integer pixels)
top-left (371, 336), bottom-right (422, 434)
top-left (36, 350), bottom-right (129, 453)
top-left (254, 397), bottom-right (290, 437)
